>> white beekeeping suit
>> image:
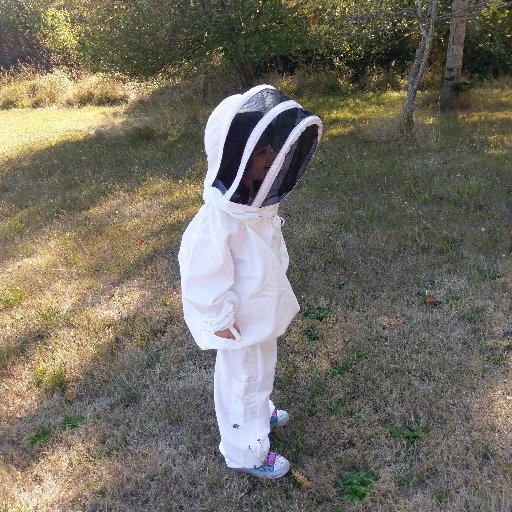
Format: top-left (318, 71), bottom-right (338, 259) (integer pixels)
top-left (178, 84), bottom-right (322, 472)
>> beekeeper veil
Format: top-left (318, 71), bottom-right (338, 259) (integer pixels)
top-left (204, 85), bottom-right (322, 208)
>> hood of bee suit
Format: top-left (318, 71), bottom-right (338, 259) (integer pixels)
top-left (203, 84), bottom-right (322, 213)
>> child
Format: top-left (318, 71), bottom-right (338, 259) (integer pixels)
top-left (178, 84), bottom-right (322, 479)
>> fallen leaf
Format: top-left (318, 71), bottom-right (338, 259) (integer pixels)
top-left (291, 469), bottom-right (314, 491)
top-left (425, 295), bottom-right (439, 306)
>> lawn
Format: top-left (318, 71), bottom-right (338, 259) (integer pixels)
top-left (0, 79), bottom-right (511, 511)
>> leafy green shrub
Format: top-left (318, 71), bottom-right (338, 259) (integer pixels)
top-left (464, 5), bottom-right (512, 77)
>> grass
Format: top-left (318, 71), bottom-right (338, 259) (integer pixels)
top-left (0, 75), bottom-right (511, 511)
top-left (338, 469), bottom-right (376, 502)
top-left (0, 69), bottom-right (138, 109)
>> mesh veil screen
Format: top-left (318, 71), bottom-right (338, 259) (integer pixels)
top-left (231, 109), bottom-right (314, 205)
top-left (213, 89), bottom-right (288, 194)
top-left (261, 124), bottom-right (318, 207)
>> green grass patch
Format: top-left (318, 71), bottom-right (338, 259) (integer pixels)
top-left (118, 385), bottom-right (141, 407)
top-left (303, 306), bottom-right (331, 321)
top-left (0, 285), bottom-right (25, 310)
top-left (338, 470), bottom-right (375, 502)
top-left (303, 306), bottom-right (331, 342)
top-left (37, 304), bottom-right (62, 327)
top-left (464, 306), bottom-right (487, 325)
top-left (304, 324), bottom-right (321, 343)
top-left (479, 268), bottom-right (502, 281)
top-left (0, 218), bottom-right (26, 236)
top-left (34, 365), bottom-right (68, 394)
top-left (389, 423), bottom-right (428, 447)
top-left (27, 415), bottom-right (86, 448)
top-left (59, 415), bottom-right (86, 430)
top-left (27, 425), bottom-right (54, 447)
top-left (328, 350), bottom-right (367, 378)
top-left (487, 353), bottom-right (507, 365)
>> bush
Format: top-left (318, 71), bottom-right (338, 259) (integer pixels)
top-left (464, 5), bottom-right (512, 77)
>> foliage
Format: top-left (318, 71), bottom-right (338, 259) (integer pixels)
top-left (1, 0), bottom-right (511, 84)
top-left (464, 2), bottom-right (512, 77)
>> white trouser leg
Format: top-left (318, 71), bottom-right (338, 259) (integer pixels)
top-left (214, 338), bottom-right (277, 469)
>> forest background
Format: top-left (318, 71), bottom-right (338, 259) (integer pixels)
top-left (1, 0), bottom-right (512, 90)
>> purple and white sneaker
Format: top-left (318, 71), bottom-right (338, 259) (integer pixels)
top-left (236, 451), bottom-right (290, 479)
top-left (270, 409), bottom-right (289, 428)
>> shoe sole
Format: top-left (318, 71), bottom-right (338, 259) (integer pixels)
top-left (274, 416), bottom-right (289, 428)
top-left (271, 411), bottom-right (290, 428)
top-left (234, 462), bottom-right (290, 479)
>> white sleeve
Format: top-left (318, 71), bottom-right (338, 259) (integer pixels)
top-left (179, 226), bottom-right (239, 333)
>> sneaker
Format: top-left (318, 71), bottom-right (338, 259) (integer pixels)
top-left (270, 409), bottom-right (289, 428)
top-left (236, 451), bottom-right (290, 479)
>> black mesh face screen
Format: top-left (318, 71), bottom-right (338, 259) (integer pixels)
top-left (213, 89), bottom-right (289, 195)
top-left (237, 88), bottom-right (289, 115)
top-left (230, 108), bottom-right (311, 205)
top-left (213, 111), bottom-right (262, 194)
top-left (211, 86), bottom-right (320, 206)
top-left (260, 124), bottom-right (319, 207)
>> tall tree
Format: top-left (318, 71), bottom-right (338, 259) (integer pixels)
top-left (401, 0), bottom-right (437, 136)
top-left (440, 0), bottom-right (468, 110)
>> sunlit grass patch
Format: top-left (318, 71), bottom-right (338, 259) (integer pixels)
top-left (0, 70), bottom-right (137, 110)
top-left (33, 364), bottom-right (68, 394)
top-left (0, 285), bottom-right (25, 310)
top-left (0, 217), bottom-right (26, 236)
top-left (0, 106), bottom-right (123, 163)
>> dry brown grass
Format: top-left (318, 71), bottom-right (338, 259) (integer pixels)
top-left (0, 79), bottom-right (511, 511)
top-left (0, 69), bottom-right (149, 109)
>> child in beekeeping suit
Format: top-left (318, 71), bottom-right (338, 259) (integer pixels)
top-left (178, 85), bottom-right (322, 479)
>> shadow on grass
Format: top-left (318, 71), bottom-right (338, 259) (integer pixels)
top-left (0, 88), bottom-right (209, 490)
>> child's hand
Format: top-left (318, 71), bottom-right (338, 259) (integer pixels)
top-left (214, 324), bottom-right (240, 340)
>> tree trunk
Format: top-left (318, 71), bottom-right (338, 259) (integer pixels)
top-left (440, 0), bottom-right (468, 110)
top-left (401, 0), bottom-right (437, 137)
